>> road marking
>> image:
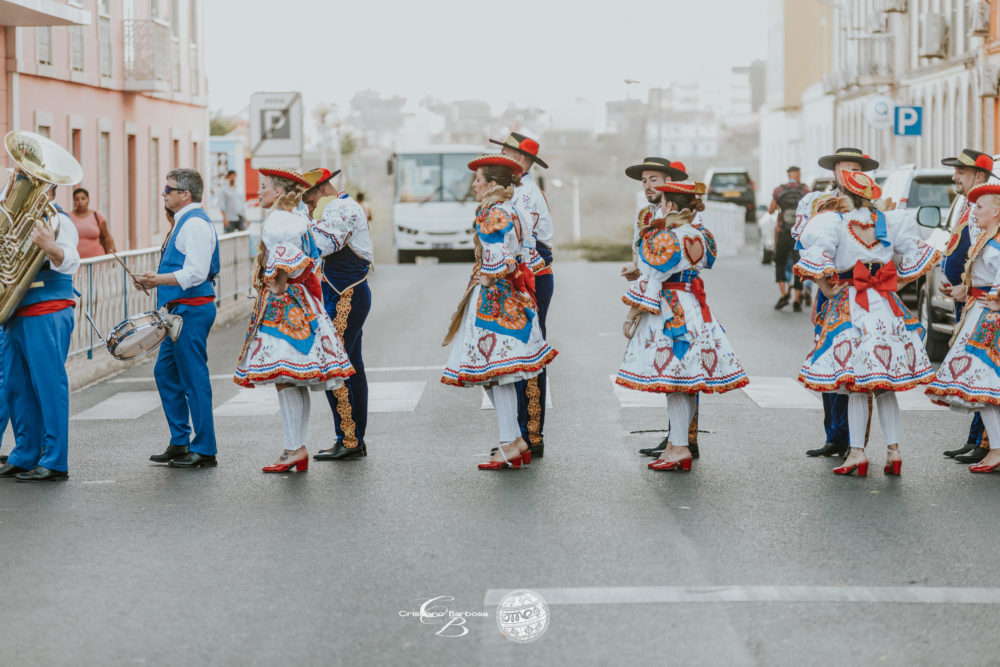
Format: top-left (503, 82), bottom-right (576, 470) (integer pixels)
top-left (613, 376), bottom-right (947, 411)
top-left (481, 384), bottom-right (554, 410)
top-left (71, 391), bottom-right (162, 420)
top-left (214, 381), bottom-right (427, 417)
top-left (483, 585), bottom-right (1000, 606)
top-left (109, 365), bottom-right (443, 385)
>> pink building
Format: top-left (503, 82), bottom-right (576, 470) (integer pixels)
top-left (1, 0), bottom-right (208, 250)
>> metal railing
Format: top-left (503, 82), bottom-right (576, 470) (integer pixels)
top-left (71, 231), bottom-right (255, 360)
top-left (123, 19), bottom-right (171, 91)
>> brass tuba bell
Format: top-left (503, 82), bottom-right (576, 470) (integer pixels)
top-left (0, 131), bottom-right (83, 324)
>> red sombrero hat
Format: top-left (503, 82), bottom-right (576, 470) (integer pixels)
top-left (654, 181), bottom-right (707, 195)
top-left (489, 132), bottom-right (548, 169)
top-left (467, 154), bottom-right (524, 176)
top-left (301, 167), bottom-right (342, 190)
top-left (841, 171), bottom-right (881, 201)
top-left (258, 167), bottom-right (310, 188)
top-left (967, 183), bottom-right (1000, 204)
top-left (625, 157), bottom-right (688, 181)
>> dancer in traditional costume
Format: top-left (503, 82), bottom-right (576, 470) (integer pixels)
top-left (795, 171), bottom-right (939, 476)
top-left (617, 182), bottom-right (749, 472)
top-left (234, 168), bottom-right (355, 473)
top-left (926, 183), bottom-right (1000, 473)
top-left (491, 132), bottom-right (553, 460)
top-left (441, 154), bottom-right (557, 470)
top-left (938, 149), bottom-right (994, 463)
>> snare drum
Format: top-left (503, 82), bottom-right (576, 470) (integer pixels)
top-left (106, 310), bottom-right (169, 360)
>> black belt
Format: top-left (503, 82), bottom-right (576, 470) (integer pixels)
top-left (838, 262), bottom-right (883, 281)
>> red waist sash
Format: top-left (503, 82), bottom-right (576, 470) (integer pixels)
top-left (662, 278), bottom-right (712, 323)
top-left (842, 261), bottom-right (902, 317)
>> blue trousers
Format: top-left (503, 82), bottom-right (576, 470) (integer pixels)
top-left (154, 302), bottom-right (217, 456)
top-left (4, 308), bottom-right (73, 471)
top-left (955, 303), bottom-right (986, 445)
top-left (0, 327), bottom-right (8, 449)
top-left (823, 393), bottom-right (849, 446)
top-left (324, 282), bottom-right (370, 448)
top-left (516, 273), bottom-right (553, 445)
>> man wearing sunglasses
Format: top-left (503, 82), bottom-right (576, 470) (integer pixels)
top-left (134, 169), bottom-right (220, 468)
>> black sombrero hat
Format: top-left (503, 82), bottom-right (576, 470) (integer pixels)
top-left (817, 147), bottom-right (879, 172)
top-left (625, 157), bottom-right (688, 181)
top-left (488, 132), bottom-right (548, 169)
top-left (942, 149), bottom-right (994, 177)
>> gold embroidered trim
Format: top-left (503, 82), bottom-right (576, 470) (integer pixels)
top-left (332, 287), bottom-right (358, 448)
top-left (526, 376), bottom-right (542, 445)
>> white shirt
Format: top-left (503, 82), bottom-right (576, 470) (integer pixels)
top-left (49, 209), bottom-right (80, 275)
top-left (169, 202), bottom-right (217, 290)
top-left (515, 171), bottom-right (553, 246)
top-left (310, 193), bottom-right (373, 263)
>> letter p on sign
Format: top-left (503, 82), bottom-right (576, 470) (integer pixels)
top-left (894, 106), bottom-right (922, 136)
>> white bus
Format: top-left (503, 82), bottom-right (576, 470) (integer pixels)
top-left (388, 144), bottom-right (483, 263)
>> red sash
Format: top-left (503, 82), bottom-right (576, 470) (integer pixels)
top-left (850, 261), bottom-right (902, 316)
top-left (289, 269), bottom-right (322, 302)
top-left (662, 278), bottom-right (712, 323)
top-left (510, 262), bottom-right (537, 307)
top-left (14, 299), bottom-right (75, 318)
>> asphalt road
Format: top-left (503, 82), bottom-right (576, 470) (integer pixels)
top-left (1, 246), bottom-right (998, 666)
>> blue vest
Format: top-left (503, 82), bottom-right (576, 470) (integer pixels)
top-left (157, 206), bottom-right (220, 308)
top-left (323, 246), bottom-right (370, 292)
top-left (19, 206), bottom-right (75, 309)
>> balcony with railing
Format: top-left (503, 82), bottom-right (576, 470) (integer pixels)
top-left (123, 19), bottom-right (170, 92)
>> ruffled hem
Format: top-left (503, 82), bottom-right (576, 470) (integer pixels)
top-left (615, 372), bottom-right (749, 395)
top-left (798, 370), bottom-right (934, 393)
top-left (925, 384), bottom-right (1000, 407)
top-left (441, 347), bottom-right (558, 387)
top-left (263, 251), bottom-right (312, 279)
top-left (793, 260), bottom-right (837, 282)
top-left (480, 257), bottom-right (516, 276)
top-left (234, 366), bottom-right (354, 389)
top-left (897, 247), bottom-right (941, 285)
top-left (622, 292), bottom-right (659, 313)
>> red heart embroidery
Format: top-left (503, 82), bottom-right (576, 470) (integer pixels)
top-left (833, 341), bottom-right (852, 368)
top-left (477, 333), bottom-right (497, 362)
top-left (701, 348), bottom-right (718, 377)
top-left (275, 246), bottom-right (286, 256)
top-left (949, 355), bottom-right (972, 379)
top-left (848, 219), bottom-right (879, 249)
top-left (904, 342), bottom-right (917, 374)
top-left (873, 345), bottom-right (892, 371)
top-left (250, 337), bottom-right (262, 359)
top-left (321, 335), bottom-right (335, 356)
top-left (683, 236), bottom-right (705, 266)
top-left (653, 346), bottom-right (674, 374)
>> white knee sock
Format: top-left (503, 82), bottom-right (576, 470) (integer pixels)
top-left (666, 393), bottom-right (695, 447)
top-left (487, 383), bottom-right (522, 443)
top-left (847, 393), bottom-right (869, 449)
top-left (874, 392), bottom-right (899, 446)
top-left (980, 405), bottom-right (1000, 445)
top-left (278, 386), bottom-right (306, 451)
top-left (296, 386), bottom-right (310, 447)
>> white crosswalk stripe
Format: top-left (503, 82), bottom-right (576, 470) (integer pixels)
top-left (71, 391), bottom-right (163, 420)
top-left (612, 376), bottom-right (948, 411)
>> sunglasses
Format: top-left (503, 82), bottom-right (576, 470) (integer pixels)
top-left (162, 185), bottom-right (188, 195)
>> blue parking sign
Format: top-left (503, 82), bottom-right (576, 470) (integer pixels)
top-left (894, 106), bottom-right (922, 136)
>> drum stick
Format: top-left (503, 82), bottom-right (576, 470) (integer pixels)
top-left (109, 249), bottom-right (149, 295)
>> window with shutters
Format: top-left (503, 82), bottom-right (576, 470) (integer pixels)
top-left (99, 17), bottom-right (113, 78)
top-left (70, 26), bottom-right (85, 72)
top-left (36, 27), bottom-right (52, 66)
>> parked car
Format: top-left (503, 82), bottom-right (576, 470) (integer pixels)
top-left (879, 165), bottom-right (956, 237)
top-left (808, 175), bottom-right (836, 193)
top-left (914, 201), bottom-right (959, 362)
top-left (757, 205), bottom-right (775, 264)
top-left (704, 168), bottom-right (756, 222)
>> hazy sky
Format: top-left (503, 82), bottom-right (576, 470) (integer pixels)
top-left (205, 0), bottom-right (767, 116)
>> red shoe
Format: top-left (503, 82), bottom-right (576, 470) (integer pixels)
top-left (478, 445), bottom-right (525, 470)
top-left (969, 461), bottom-right (1000, 473)
top-left (650, 457), bottom-right (692, 472)
top-left (833, 461), bottom-right (868, 476)
top-left (262, 453), bottom-right (309, 473)
top-left (522, 450), bottom-right (532, 465)
top-left (883, 460), bottom-right (901, 476)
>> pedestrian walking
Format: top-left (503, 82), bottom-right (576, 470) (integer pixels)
top-left (355, 191), bottom-right (372, 224)
top-left (441, 154), bottom-right (557, 470)
top-left (68, 186), bottom-right (115, 257)
top-left (219, 170), bottom-right (246, 233)
top-left (769, 166), bottom-right (809, 311)
top-left (134, 169), bottom-right (220, 469)
top-left (234, 168), bottom-right (355, 473)
top-left (491, 132), bottom-right (554, 461)
top-left (926, 183), bottom-right (1000, 473)
top-left (795, 171), bottom-right (939, 476)
top-left (939, 149), bottom-right (994, 463)
top-left (300, 168), bottom-right (374, 461)
top-left (617, 181), bottom-right (748, 473)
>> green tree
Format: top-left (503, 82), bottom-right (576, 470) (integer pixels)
top-left (209, 110), bottom-right (238, 136)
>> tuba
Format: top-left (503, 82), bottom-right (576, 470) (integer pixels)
top-left (0, 131), bottom-right (83, 324)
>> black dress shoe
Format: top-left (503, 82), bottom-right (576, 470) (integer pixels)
top-left (168, 452), bottom-right (218, 468)
top-left (15, 467), bottom-right (68, 482)
top-left (0, 454), bottom-right (7, 463)
top-left (640, 436), bottom-right (670, 458)
top-left (943, 443), bottom-right (977, 458)
top-left (955, 447), bottom-right (989, 463)
top-left (0, 462), bottom-right (31, 478)
top-left (149, 444), bottom-right (189, 463)
top-left (314, 442), bottom-right (367, 460)
top-left (806, 441), bottom-right (849, 457)
top-left (689, 440), bottom-right (700, 459)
